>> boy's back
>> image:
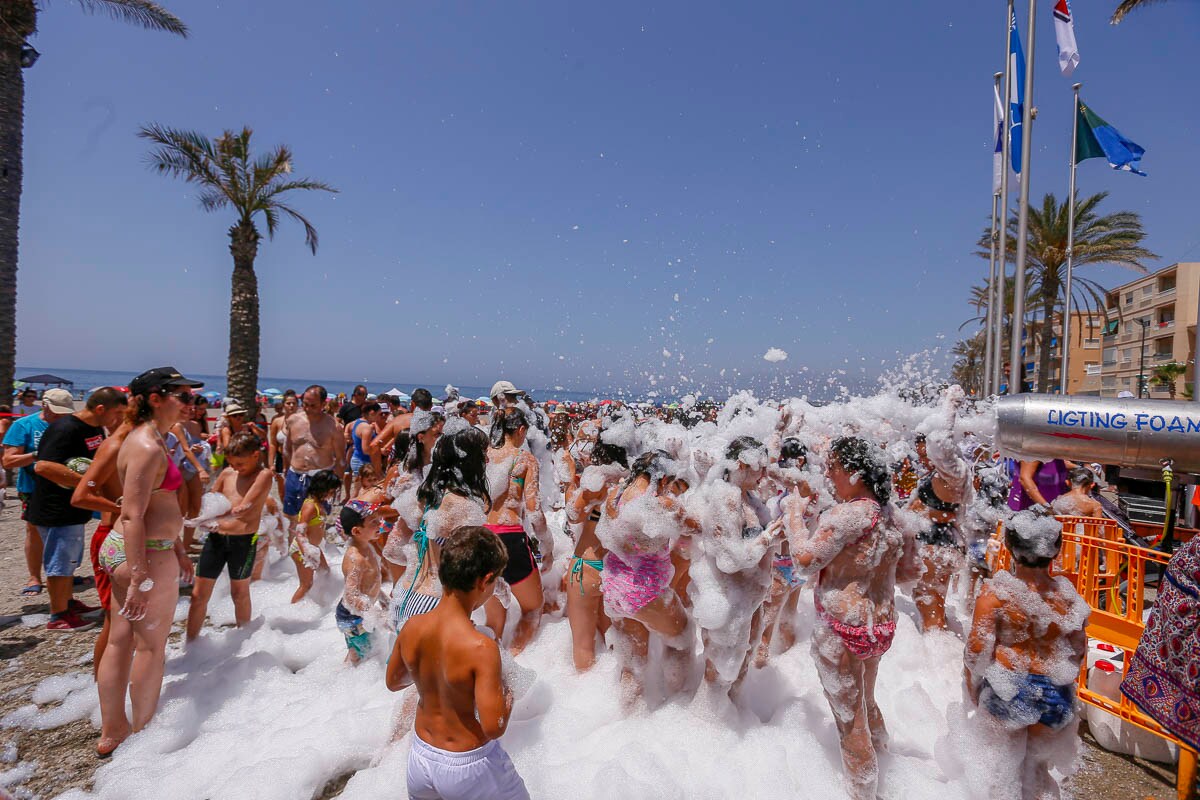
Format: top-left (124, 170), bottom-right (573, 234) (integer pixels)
top-left (388, 525), bottom-right (529, 800)
top-left (398, 607), bottom-right (507, 752)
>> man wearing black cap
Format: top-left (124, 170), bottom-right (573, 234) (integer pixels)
top-left (30, 387), bottom-right (129, 630)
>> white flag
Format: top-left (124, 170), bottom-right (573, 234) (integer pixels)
top-left (993, 85), bottom-right (1004, 193)
top-left (1054, 0), bottom-right (1080, 77)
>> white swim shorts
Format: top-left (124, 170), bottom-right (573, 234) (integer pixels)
top-left (407, 732), bottom-right (530, 800)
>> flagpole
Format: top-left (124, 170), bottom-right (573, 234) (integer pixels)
top-left (985, 188), bottom-right (1000, 397)
top-left (1009, 0), bottom-right (1036, 394)
top-left (994, 0), bottom-right (1014, 395)
top-left (1061, 83), bottom-right (1081, 396)
top-left (983, 72), bottom-right (1004, 397)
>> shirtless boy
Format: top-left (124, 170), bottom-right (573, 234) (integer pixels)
top-left (966, 511), bottom-right (1089, 800)
top-left (386, 526), bottom-right (529, 800)
top-left (336, 500), bottom-right (398, 664)
top-left (186, 430), bottom-right (274, 640)
top-left (283, 385), bottom-right (343, 521)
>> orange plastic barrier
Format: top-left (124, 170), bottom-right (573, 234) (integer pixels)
top-left (990, 517), bottom-right (1197, 800)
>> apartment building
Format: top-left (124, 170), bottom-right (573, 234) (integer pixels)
top-left (1004, 311), bottom-right (1103, 395)
top-left (1100, 262), bottom-right (1200, 399)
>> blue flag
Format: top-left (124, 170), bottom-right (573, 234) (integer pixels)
top-left (1008, 12), bottom-right (1026, 177)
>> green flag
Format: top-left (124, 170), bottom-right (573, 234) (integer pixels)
top-left (1075, 101), bottom-right (1147, 175)
top-left (1074, 104), bottom-right (1106, 164)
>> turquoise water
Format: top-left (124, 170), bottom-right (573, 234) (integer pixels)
top-left (15, 367), bottom-right (608, 403)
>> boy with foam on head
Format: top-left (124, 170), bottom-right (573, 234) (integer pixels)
top-left (337, 500), bottom-right (399, 664)
top-left (965, 510), bottom-right (1090, 799)
top-left (386, 525), bottom-right (530, 800)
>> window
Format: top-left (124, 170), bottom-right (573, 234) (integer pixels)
top-left (1142, 285), bottom-right (1154, 296)
top-left (1125, 292), bottom-right (1134, 306)
top-left (1104, 320), bottom-right (1119, 335)
top-left (1122, 377), bottom-right (1132, 386)
top-left (1103, 347), bottom-right (1116, 365)
top-left (1160, 275), bottom-right (1177, 292)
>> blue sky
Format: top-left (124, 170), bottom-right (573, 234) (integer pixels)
top-left (15, 1), bottom-right (1200, 397)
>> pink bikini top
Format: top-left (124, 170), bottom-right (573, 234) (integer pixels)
top-left (158, 457), bottom-right (183, 493)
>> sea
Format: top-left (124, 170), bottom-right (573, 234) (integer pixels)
top-left (15, 367), bottom-right (612, 404)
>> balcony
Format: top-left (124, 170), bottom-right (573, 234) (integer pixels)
top-left (1154, 352), bottom-right (1174, 362)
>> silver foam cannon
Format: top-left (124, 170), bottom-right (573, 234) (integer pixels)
top-left (994, 394), bottom-right (1200, 474)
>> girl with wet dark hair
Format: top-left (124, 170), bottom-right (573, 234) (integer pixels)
top-left (388, 425), bottom-right (493, 629)
top-left (775, 435), bottom-right (912, 800)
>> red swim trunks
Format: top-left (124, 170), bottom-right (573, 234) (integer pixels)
top-left (90, 524), bottom-right (113, 611)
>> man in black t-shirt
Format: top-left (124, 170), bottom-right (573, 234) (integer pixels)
top-left (29, 387), bottom-right (128, 630)
top-left (337, 384), bottom-right (368, 425)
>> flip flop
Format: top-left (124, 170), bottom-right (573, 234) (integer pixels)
top-left (19, 583), bottom-right (43, 596)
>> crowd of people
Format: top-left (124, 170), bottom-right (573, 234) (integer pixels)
top-left (6, 373), bottom-right (1198, 800)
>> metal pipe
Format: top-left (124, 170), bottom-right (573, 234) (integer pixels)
top-left (1061, 83), bottom-right (1081, 395)
top-left (994, 394), bottom-right (1200, 473)
top-left (985, 186), bottom-right (1001, 397)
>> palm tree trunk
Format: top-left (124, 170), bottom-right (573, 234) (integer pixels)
top-left (1037, 287), bottom-right (1058, 394)
top-left (0, 6), bottom-right (33, 408)
top-left (226, 221), bottom-right (261, 410)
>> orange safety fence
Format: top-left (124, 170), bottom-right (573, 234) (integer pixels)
top-left (990, 516), bottom-right (1197, 800)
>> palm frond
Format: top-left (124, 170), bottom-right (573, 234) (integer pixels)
top-left (75, 0), bottom-right (187, 36)
top-left (137, 123), bottom-right (226, 193)
top-left (262, 178), bottom-right (338, 201)
top-left (273, 203), bottom-right (320, 254)
top-left (1111, 0), bottom-right (1168, 24)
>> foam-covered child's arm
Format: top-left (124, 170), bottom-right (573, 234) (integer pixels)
top-left (341, 551), bottom-right (373, 616)
top-left (473, 638), bottom-right (512, 740)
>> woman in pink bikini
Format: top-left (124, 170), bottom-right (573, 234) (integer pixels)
top-left (96, 367), bottom-right (202, 758)
top-left (597, 450), bottom-right (699, 702)
top-left (780, 436), bottom-right (914, 800)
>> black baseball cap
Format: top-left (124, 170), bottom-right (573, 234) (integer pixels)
top-left (129, 367), bottom-right (204, 396)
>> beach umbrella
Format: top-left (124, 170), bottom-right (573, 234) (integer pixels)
top-left (202, 391), bottom-right (222, 400)
top-left (476, 396), bottom-right (491, 405)
top-left (261, 388), bottom-right (283, 396)
top-left (385, 388), bottom-right (411, 401)
top-left (599, 399), bottom-right (614, 406)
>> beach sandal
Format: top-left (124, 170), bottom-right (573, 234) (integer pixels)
top-left (19, 582), bottom-right (43, 596)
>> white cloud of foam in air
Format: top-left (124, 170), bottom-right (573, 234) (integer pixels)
top-left (763, 347), bottom-right (788, 363)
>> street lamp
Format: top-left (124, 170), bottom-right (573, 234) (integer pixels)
top-left (1138, 317), bottom-right (1151, 398)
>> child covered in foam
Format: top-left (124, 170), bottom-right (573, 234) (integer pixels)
top-left (688, 436), bottom-right (782, 693)
top-left (965, 511), bottom-right (1089, 800)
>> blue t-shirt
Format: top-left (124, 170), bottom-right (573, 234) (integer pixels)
top-left (2, 413), bottom-right (49, 494)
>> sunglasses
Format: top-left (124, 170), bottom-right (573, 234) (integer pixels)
top-left (158, 389), bottom-right (194, 403)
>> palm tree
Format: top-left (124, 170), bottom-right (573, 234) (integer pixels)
top-left (0, 1), bottom-right (185, 402)
top-left (977, 192), bottom-right (1156, 393)
top-left (1152, 362), bottom-right (1187, 400)
top-left (951, 333), bottom-right (987, 396)
top-left (139, 126), bottom-right (336, 407)
top-left (1112, 0), bottom-right (1170, 24)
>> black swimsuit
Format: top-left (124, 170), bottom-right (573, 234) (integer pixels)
top-left (915, 475), bottom-right (963, 551)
